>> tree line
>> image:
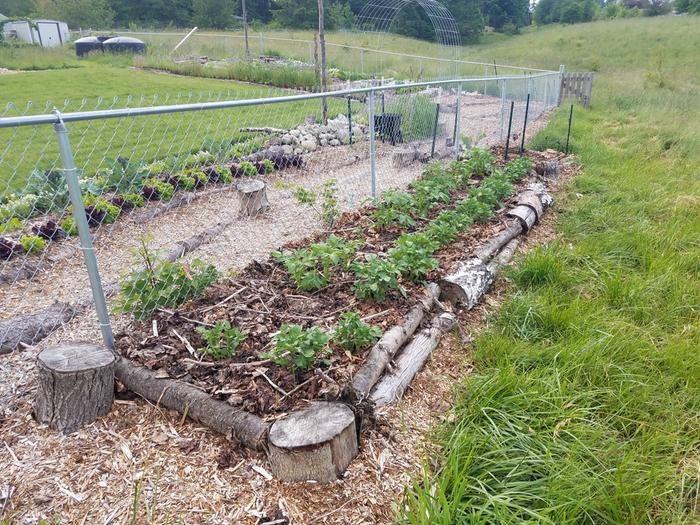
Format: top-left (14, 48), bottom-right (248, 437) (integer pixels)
top-left (0, 0), bottom-right (529, 44)
top-left (0, 0), bottom-right (686, 43)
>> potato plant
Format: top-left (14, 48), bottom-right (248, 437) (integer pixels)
top-left (196, 320), bottom-right (247, 359)
top-left (352, 255), bottom-right (405, 302)
top-left (333, 312), bottom-right (381, 353)
top-left (261, 324), bottom-right (331, 372)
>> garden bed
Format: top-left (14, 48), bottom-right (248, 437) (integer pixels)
top-left (116, 148), bottom-right (549, 420)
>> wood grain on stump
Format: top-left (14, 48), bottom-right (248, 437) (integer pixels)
top-left (34, 343), bottom-right (115, 434)
top-left (268, 402), bottom-right (359, 482)
top-left (237, 179), bottom-right (269, 217)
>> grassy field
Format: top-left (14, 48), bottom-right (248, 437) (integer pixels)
top-left (0, 54), bottom-right (349, 196)
top-left (402, 16), bottom-right (700, 524)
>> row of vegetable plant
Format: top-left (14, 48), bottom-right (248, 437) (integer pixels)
top-left (0, 136), bottom-right (304, 262)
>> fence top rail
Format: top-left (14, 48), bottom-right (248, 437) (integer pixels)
top-left (0, 72), bottom-right (560, 129)
top-left (112, 29), bottom-right (556, 74)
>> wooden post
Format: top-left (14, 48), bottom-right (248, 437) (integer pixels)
top-left (268, 402), bottom-right (358, 482)
top-left (237, 179), bottom-right (269, 217)
top-left (242, 0), bottom-right (250, 59)
top-left (34, 343), bottom-right (115, 434)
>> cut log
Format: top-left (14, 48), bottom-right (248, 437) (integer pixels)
top-left (267, 402), bottom-right (358, 482)
top-left (237, 179), bottom-right (269, 217)
top-left (507, 204), bottom-right (538, 232)
top-left (33, 343), bottom-right (116, 434)
top-left (473, 220), bottom-right (522, 262)
top-left (516, 191), bottom-right (544, 222)
top-left (439, 258), bottom-right (494, 309)
top-left (440, 239), bottom-right (520, 309)
top-left (0, 302), bottom-right (79, 355)
top-left (392, 147), bottom-right (417, 168)
top-left (349, 283), bottom-right (440, 398)
top-left (114, 358), bottom-right (267, 450)
top-left (370, 312), bottom-right (456, 407)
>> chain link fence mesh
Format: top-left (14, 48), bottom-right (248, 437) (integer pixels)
top-left (0, 72), bottom-right (560, 353)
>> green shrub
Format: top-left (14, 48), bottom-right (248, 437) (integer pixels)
top-left (333, 312), bottom-right (381, 353)
top-left (143, 177), bottom-right (174, 201)
top-left (93, 198), bottom-right (121, 224)
top-left (261, 324), bottom-right (331, 372)
top-left (20, 234), bottom-right (47, 254)
top-left (196, 320), bottom-right (247, 359)
top-left (117, 240), bottom-right (219, 320)
top-left (239, 161), bottom-right (258, 177)
top-left (261, 159), bottom-right (275, 174)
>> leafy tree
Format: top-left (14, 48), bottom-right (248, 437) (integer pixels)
top-left (271, 0), bottom-right (354, 30)
top-left (0, 0), bottom-right (36, 16)
top-left (33, 0), bottom-right (115, 28)
top-left (110, 0), bottom-right (193, 28)
top-left (192, 0), bottom-right (236, 28)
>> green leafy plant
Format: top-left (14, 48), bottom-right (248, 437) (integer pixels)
top-left (389, 233), bottom-right (439, 283)
top-left (261, 324), bottom-right (331, 372)
top-left (60, 217), bottom-right (78, 236)
top-left (292, 180), bottom-right (340, 228)
top-left (93, 198), bottom-right (121, 224)
top-left (261, 159), bottom-right (275, 173)
top-left (196, 320), bottom-right (247, 359)
top-left (352, 255), bottom-right (404, 302)
top-left (142, 177), bottom-right (174, 201)
top-left (372, 189), bottom-right (417, 228)
top-left (333, 312), bottom-right (381, 353)
top-left (465, 148), bottom-right (494, 177)
top-left (20, 234), bottom-right (47, 254)
top-left (0, 217), bottom-right (23, 234)
top-left (123, 193), bottom-right (145, 208)
top-left (239, 161), bottom-right (258, 177)
top-left (273, 235), bottom-right (358, 291)
top-left (117, 239), bottom-right (219, 320)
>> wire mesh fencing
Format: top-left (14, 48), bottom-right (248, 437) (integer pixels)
top-left (0, 72), bottom-right (560, 353)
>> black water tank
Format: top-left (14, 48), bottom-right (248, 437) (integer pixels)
top-left (74, 36), bottom-right (103, 57)
top-left (103, 36), bottom-right (146, 54)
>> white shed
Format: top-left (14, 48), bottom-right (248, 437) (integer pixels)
top-left (1, 18), bottom-right (70, 47)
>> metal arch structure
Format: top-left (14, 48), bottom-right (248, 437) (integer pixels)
top-left (354, 0), bottom-right (462, 77)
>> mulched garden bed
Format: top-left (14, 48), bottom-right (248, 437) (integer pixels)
top-left (116, 149), bottom-right (557, 419)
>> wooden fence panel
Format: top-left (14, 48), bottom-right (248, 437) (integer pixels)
top-left (560, 72), bottom-right (593, 108)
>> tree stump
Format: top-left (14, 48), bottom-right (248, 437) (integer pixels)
top-left (236, 179), bottom-right (269, 217)
top-left (392, 147), bottom-right (417, 168)
top-left (267, 402), bottom-right (359, 483)
top-left (34, 343), bottom-right (115, 434)
top-left (535, 160), bottom-right (560, 180)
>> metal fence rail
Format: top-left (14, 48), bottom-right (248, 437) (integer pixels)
top-left (0, 71), bottom-right (562, 353)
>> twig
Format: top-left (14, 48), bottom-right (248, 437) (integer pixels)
top-left (254, 368), bottom-right (289, 396)
top-left (361, 308), bottom-right (393, 322)
top-left (157, 308), bottom-right (215, 328)
top-left (172, 329), bottom-right (197, 357)
top-left (199, 286), bottom-right (248, 313)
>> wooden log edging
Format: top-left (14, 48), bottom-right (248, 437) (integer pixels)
top-left (348, 283), bottom-right (440, 399)
top-left (114, 357), bottom-right (268, 450)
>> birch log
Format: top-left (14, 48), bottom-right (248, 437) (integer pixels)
top-left (267, 402), bottom-right (358, 482)
top-left (349, 283), bottom-right (439, 397)
top-left (370, 312), bottom-right (456, 407)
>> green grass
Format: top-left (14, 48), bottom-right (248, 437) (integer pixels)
top-left (401, 16), bottom-right (700, 525)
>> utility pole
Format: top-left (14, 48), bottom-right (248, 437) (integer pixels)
top-left (242, 0), bottom-right (250, 59)
top-left (317, 0), bottom-right (328, 124)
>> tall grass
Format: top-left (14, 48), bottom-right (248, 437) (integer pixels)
top-left (402, 16), bottom-right (700, 525)
top-left (136, 55), bottom-right (319, 89)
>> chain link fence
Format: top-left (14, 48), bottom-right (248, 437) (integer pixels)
top-left (0, 71), bottom-right (561, 353)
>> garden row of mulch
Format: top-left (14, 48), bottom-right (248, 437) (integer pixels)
top-left (116, 149), bottom-right (554, 420)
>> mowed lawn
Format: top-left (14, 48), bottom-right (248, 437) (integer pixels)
top-left (0, 61), bottom-right (345, 196)
top-left (402, 17), bottom-right (700, 525)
